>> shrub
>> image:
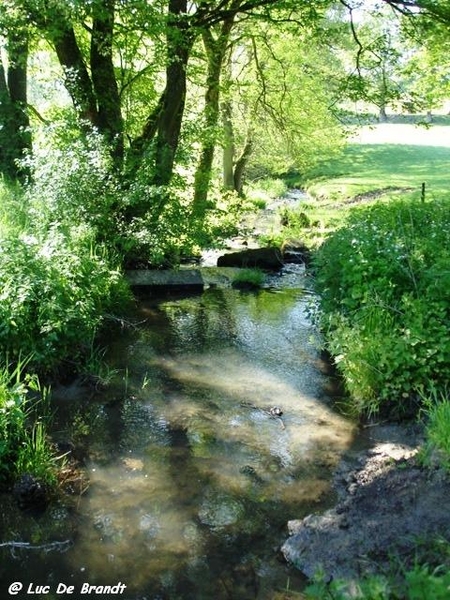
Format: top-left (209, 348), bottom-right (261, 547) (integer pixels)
top-left (0, 228), bottom-right (129, 371)
top-left (119, 173), bottom-right (245, 267)
top-left (314, 198), bottom-right (450, 415)
top-left (25, 125), bottom-right (119, 243)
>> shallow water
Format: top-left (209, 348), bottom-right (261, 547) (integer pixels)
top-left (0, 269), bottom-right (358, 599)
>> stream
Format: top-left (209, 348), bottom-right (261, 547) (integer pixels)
top-left (0, 265), bottom-right (360, 599)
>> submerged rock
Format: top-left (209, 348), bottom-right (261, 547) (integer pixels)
top-left (13, 473), bottom-right (49, 513)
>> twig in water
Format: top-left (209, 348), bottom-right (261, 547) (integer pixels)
top-left (0, 539), bottom-right (73, 555)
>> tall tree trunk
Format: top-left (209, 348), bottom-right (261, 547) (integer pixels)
top-left (0, 32), bottom-right (31, 182)
top-left (378, 103), bottom-right (387, 122)
top-left (152, 0), bottom-right (192, 186)
top-left (50, 22), bottom-right (98, 127)
top-left (233, 134), bottom-right (253, 196)
top-left (90, 0), bottom-right (124, 167)
top-left (222, 99), bottom-right (235, 190)
top-left (127, 91), bottom-right (166, 176)
top-left (192, 19), bottom-right (234, 218)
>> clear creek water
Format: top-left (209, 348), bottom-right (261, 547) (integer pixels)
top-left (0, 267), bottom-right (359, 599)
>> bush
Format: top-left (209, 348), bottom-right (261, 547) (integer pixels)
top-left (0, 228), bottom-right (129, 371)
top-left (314, 198), bottom-right (450, 415)
top-left (25, 125), bottom-right (119, 243)
top-left (119, 172), bottom-right (245, 267)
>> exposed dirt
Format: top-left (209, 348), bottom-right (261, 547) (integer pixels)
top-left (320, 186), bottom-right (415, 208)
top-left (281, 422), bottom-right (450, 581)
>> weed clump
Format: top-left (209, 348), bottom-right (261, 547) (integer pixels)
top-left (231, 268), bottom-right (265, 290)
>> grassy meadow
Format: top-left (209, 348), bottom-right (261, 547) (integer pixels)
top-left (305, 123), bottom-right (450, 202)
top-left (276, 122), bottom-right (450, 248)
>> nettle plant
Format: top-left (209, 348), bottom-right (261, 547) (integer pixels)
top-left (314, 198), bottom-right (450, 416)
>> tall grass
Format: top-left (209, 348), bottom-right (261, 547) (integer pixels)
top-left (0, 357), bottom-right (55, 485)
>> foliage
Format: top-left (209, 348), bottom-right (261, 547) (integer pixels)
top-left (419, 388), bottom-right (450, 470)
top-left (0, 149), bottom-right (131, 476)
top-left (225, 25), bottom-right (345, 182)
top-left (0, 132), bottom-right (132, 371)
top-left (301, 562), bottom-right (450, 599)
top-left (0, 358), bottom-right (55, 485)
top-left (25, 123), bottom-right (119, 243)
top-left (118, 168), bottom-right (245, 266)
top-left (231, 268), bottom-right (265, 289)
top-left (0, 226), bottom-right (128, 371)
top-left (16, 420), bottom-right (56, 483)
top-left (246, 178), bottom-right (288, 203)
top-left (313, 197), bottom-right (450, 416)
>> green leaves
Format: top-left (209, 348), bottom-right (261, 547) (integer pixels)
top-left (314, 197), bottom-right (450, 415)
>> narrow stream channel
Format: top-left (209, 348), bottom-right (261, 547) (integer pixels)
top-left (0, 266), bottom-right (359, 599)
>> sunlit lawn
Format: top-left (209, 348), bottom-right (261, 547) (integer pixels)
top-left (305, 123), bottom-right (450, 202)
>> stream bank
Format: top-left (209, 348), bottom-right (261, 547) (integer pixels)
top-left (282, 420), bottom-right (450, 586)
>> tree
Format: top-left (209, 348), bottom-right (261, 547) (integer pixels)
top-left (401, 45), bottom-right (450, 119)
top-left (192, 17), bottom-right (235, 216)
top-left (0, 9), bottom-right (31, 181)
top-left (12, 0), bottom-right (313, 186)
top-left (219, 21), bottom-right (345, 191)
top-left (0, 0), bottom-right (394, 266)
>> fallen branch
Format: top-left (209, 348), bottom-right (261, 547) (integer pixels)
top-left (0, 539), bottom-right (72, 554)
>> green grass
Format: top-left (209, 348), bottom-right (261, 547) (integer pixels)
top-left (231, 268), bottom-right (265, 289)
top-left (278, 123), bottom-right (450, 248)
top-left (304, 124), bottom-right (450, 202)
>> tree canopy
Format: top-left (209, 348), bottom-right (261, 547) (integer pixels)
top-left (0, 0), bottom-right (448, 265)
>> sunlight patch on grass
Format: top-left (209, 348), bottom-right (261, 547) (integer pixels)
top-left (305, 124), bottom-right (450, 202)
top-left (351, 123), bottom-right (450, 147)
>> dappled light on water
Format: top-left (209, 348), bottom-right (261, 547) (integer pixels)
top-left (0, 279), bottom-right (357, 599)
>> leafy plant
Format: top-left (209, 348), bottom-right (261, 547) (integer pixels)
top-left (419, 388), bottom-right (450, 469)
top-left (16, 420), bottom-right (57, 484)
top-left (231, 268), bottom-right (265, 289)
top-left (0, 358), bottom-right (55, 485)
top-left (313, 197), bottom-right (450, 415)
top-left (80, 343), bottom-right (120, 389)
top-left (0, 228), bottom-right (129, 371)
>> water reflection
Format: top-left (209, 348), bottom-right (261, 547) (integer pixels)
top-left (0, 280), bottom-right (356, 599)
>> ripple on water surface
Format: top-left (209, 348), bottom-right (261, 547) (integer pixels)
top-left (0, 284), bottom-right (357, 599)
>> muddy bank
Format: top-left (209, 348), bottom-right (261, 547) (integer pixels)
top-left (282, 422), bottom-right (450, 581)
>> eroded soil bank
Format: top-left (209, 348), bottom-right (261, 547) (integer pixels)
top-left (282, 422), bottom-right (450, 581)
